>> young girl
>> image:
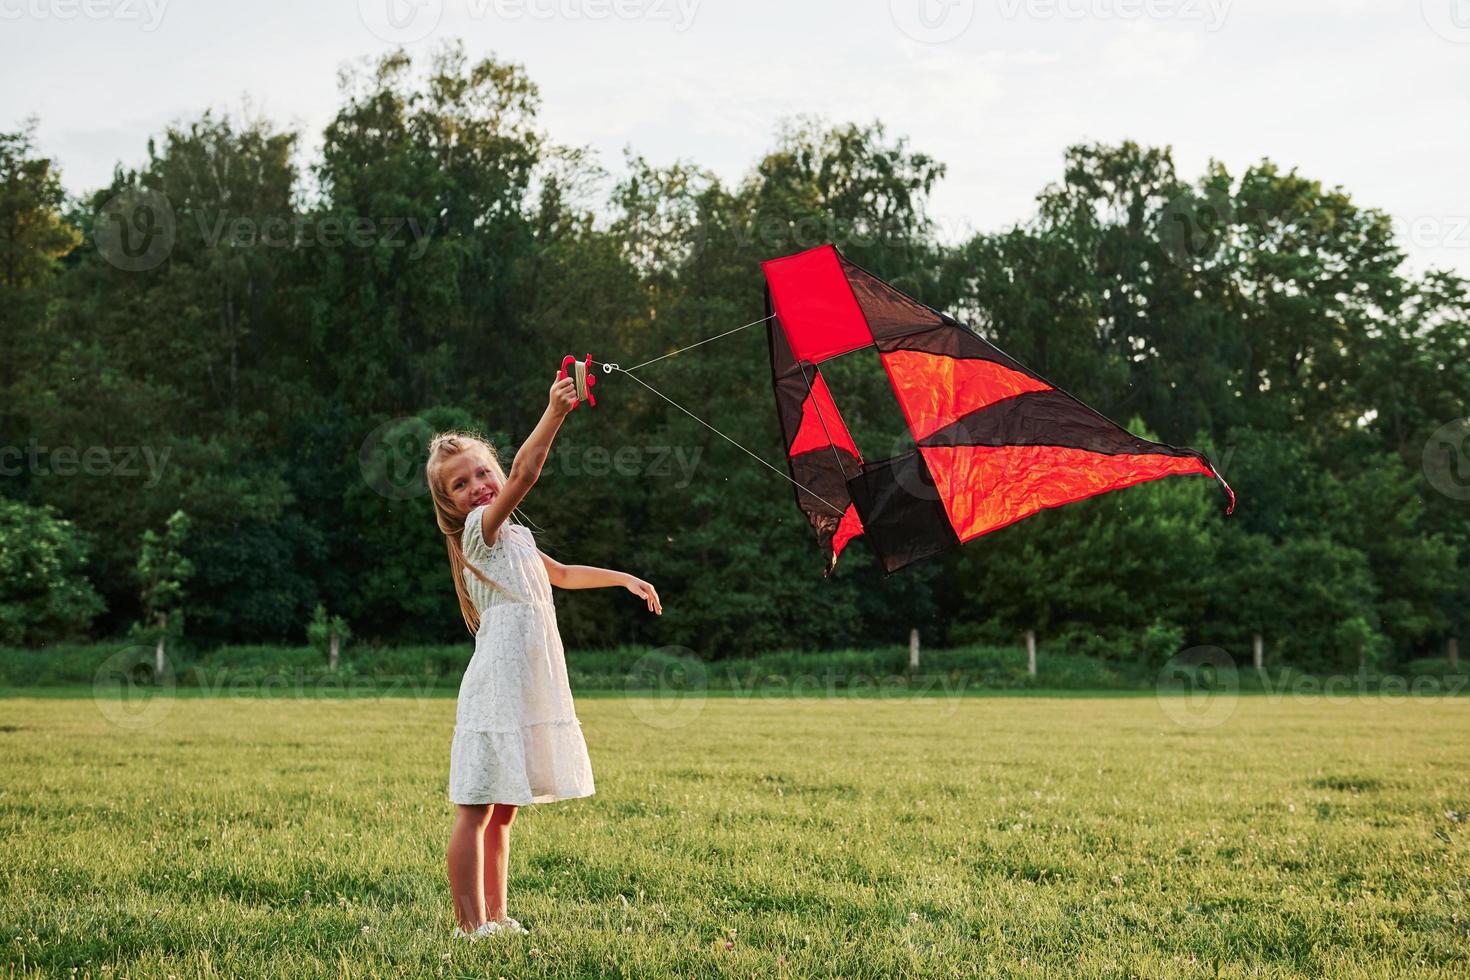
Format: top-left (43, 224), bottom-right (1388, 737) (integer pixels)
top-left (425, 375), bottom-right (662, 940)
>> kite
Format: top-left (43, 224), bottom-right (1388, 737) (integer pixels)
top-left (761, 243), bottom-right (1236, 575)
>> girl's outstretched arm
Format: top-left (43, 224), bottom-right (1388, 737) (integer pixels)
top-left (478, 374), bottom-right (578, 546)
top-left (539, 554), bottom-right (662, 615)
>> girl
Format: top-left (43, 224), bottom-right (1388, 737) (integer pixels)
top-left (425, 375), bottom-right (662, 940)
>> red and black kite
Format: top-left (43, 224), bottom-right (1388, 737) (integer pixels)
top-left (762, 243), bottom-right (1236, 575)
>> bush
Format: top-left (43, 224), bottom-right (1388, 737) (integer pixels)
top-left (0, 499), bottom-right (106, 645)
top-left (1142, 619), bottom-right (1187, 666)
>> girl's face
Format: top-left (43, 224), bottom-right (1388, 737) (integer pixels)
top-left (443, 450), bottom-right (503, 515)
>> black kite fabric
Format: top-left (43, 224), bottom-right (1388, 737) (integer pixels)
top-left (762, 243), bottom-right (1236, 575)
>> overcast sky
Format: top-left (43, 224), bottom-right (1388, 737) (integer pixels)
top-left (3, 0), bottom-right (1467, 278)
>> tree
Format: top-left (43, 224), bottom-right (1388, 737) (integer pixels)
top-left (131, 510), bottom-right (194, 678)
top-left (306, 602), bottom-right (352, 671)
top-left (0, 498), bottom-right (106, 646)
top-left (0, 121), bottom-right (82, 487)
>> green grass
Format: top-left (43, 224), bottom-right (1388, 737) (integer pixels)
top-left (1, 691), bottom-right (1467, 977)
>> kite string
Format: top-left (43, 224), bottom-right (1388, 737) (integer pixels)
top-left (618, 314), bottom-right (774, 374)
top-left (609, 367), bottom-right (845, 517)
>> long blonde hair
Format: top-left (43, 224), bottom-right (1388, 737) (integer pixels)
top-left (425, 430), bottom-right (513, 637)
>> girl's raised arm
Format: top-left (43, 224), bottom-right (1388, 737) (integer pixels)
top-left (478, 374), bottom-right (578, 546)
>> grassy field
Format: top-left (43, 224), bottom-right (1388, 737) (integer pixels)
top-left (1, 689), bottom-right (1467, 977)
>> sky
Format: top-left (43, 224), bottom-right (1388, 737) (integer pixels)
top-left (2, 0), bottom-right (1468, 279)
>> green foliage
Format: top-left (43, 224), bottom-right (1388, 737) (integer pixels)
top-left (129, 510), bottom-right (194, 647)
top-left (0, 120), bottom-right (81, 443)
top-left (0, 499), bottom-right (106, 645)
top-left (0, 60), bottom-right (1466, 671)
top-left (1141, 618), bottom-right (1187, 666)
top-left (305, 602), bottom-right (351, 655)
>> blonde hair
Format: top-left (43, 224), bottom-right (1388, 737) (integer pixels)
top-left (425, 430), bottom-right (513, 637)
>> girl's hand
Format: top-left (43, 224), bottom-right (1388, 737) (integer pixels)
top-left (623, 575), bottom-right (662, 615)
top-left (549, 375), bottom-right (578, 416)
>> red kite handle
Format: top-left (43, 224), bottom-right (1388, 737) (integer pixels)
top-left (558, 354), bottom-right (597, 408)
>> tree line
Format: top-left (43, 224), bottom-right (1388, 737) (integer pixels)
top-left (2, 40), bottom-right (1466, 673)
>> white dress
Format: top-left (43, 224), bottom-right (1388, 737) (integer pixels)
top-left (447, 505), bottom-right (596, 805)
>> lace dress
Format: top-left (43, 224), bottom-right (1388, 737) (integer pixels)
top-left (447, 505), bottom-right (596, 805)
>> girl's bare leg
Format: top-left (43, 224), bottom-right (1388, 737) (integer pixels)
top-left (483, 803), bottom-right (518, 921)
top-left (448, 803), bottom-right (492, 930)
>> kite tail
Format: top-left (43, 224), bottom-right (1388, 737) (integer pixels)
top-left (1213, 467), bottom-right (1237, 516)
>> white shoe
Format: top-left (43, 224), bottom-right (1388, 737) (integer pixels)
top-left (451, 921), bottom-right (501, 941)
top-left (495, 917), bottom-right (529, 935)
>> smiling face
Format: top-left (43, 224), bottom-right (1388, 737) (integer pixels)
top-left (441, 447), bottom-right (503, 516)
